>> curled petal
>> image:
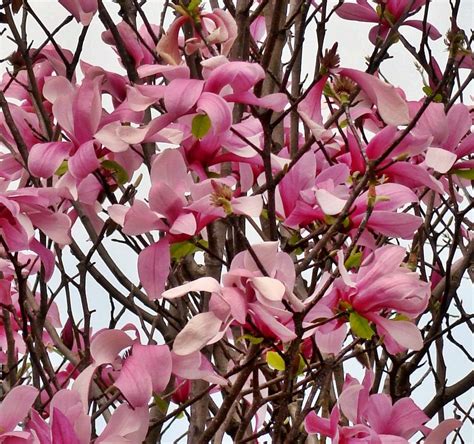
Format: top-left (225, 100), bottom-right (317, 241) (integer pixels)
top-left (173, 311), bottom-right (224, 355)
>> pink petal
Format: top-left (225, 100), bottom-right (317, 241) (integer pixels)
top-left (240, 241), bottom-right (278, 275)
top-left (364, 211), bottom-right (422, 239)
top-left (115, 344), bottom-right (172, 407)
top-left (249, 303), bottom-right (296, 343)
top-left (370, 314), bottom-right (423, 352)
top-left (151, 149), bottom-right (190, 197)
top-left (0, 385), bottom-right (38, 432)
top-left (137, 64), bottom-right (190, 80)
top-left (91, 329), bottom-right (133, 365)
top-left (28, 211), bottom-right (72, 245)
top-left (51, 408), bottom-right (81, 444)
top-left (171, 351), bottom-right (226, 385)
top-left (388, 397), bottom-right (429, 438)
top-left (29, 238), bottom-right (55, 281)
top-left (196, 92), bottom-right (232, 134)
top-left (162, 277), bottom-right (221, 299)
top-left (68, 140), bottom-right (100, 179)
top-left (169, 212), bottom-right (197, 236)
top-left (224, 91), bottom-right (287, 111)
top-left (315, 189), bottom-right (347, 215)
top-left (138, 238), bottom-right (170, 300)
top-left (315, 323), bottom-right (347, 355)
top-left (73, 77), bottom-right (102, 144)
top-left (96, 405), bottom-right (149, 444)
top-left (156, 16), bottom-right (188, 65)
top-left (425, 147), bottom-right (457, 173)
top-left (232, 195), bottom-right (263, 217)
top-left (404, 20), bottom-right (441, 40)
top-left (107, 204), bottom-right (128, 226)
top-left (204, 61), bottom-right (265, 94)
top-left (298, 76), bottom-right (328, 125)
top-left (339, 68), bottom-right (410, 126)
top-left (424, 419), bottom-right (462, 444)
top-left (336, 1), bottom-right (378, 22)
top-left (173, 311), bottom-right (223, 355)
top-left (122, 201), bottom-right (162, 235)
top-left (29, 142), bottom-right (73, 178)
top-left (164, 79), bottom-right (204, 116)
top-left (94, 122), bottom-right (130, 153)
top-left (251, 276), bottom-right (286, 302)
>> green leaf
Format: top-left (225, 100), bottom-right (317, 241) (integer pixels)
top-left (101, 160), bottom-right (129, 185)
top-left (170, 241), bottom-right (198, 261)
top-left (392, 313), bottom-right (410, 321)
top-left (345, 251), bottom-right (363, 269)
top-left (55, 160), bottom-right (68, 176)
top-left (296, 354), bottom-right (306, 376)
top-left (238, 334), bottom-right (264, 345)
top-left (191, 114), bottom-right (211, 139)
top-left (266, 351), bottom-right (286, 371)
top-left (452, 168), bottom-right (474, 180)
top-left (187, 0), bottom-right (201, 11)
top-left (349, 312), bottom-right (375, 340)
top-left (422, 85), bottom-right (433, 96)
top-left (153, 395), bottom-right (169, 413)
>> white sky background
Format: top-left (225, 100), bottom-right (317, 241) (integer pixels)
top-left (0, 0), bottom-right (473, 442)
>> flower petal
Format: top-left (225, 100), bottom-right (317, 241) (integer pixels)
top-left (138, 238), bottom-right (170, 300)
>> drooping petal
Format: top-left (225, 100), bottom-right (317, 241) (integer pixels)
top-left (336, 1), bottom-right (379, 22)
top-left (196, 92), bottom-right (232, 134)
top-left (51, 408), bottom-right (81, 444)
top-left (363, 211), bottom-right (422, 239)
top-left (162, 277), bottom-right (221, 299)
top-left (249, 303), bottom-right (296, 343)
top-left (90, 329), bottom-right (134, 365)
top-left (138, 238), bottom-right (170, 300)
top-left (315, 189), bottom-right (347, 215)
top-left (369, 314), bottom-right (423, 352)
top-left (68, 140), bottom-right (100, 179)
top-left (251, 276), bottom-right (286, 302)
top-left (115, 344), bottom-right (172, 407)
top-left (29, 142), bottom-right (73, 178)
top-left (28, 211), bottom-right (72, 245)
top-left (0, 385), bottom-right (38, 432)
top-left (164, 79), bottom-right (204, 116)
top-left (96, 405), bottom-right (149, 444)
top-left (425, 147), bottom-right (457, 174)
top-left (339, 68), bottom-right (410, 126)
top-left (231, 195), bottom-right (263, 217)
top-left (173, 311), bottom-right (223, 355)
top-left (424, 419), bottom-right (462, 444)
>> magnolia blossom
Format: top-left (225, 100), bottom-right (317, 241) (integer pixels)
top-left (162, 242), bottom-right (302, 355)
top-left (305, 370), bottom-right (461, 443)
top-left (337, 0), bottom-right (441, 44)
top-left (325, 245), bottom-right (430, 354)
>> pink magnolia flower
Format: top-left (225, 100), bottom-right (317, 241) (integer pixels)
top-left (305, 370), bottom-right (462, 443)
top-left (0, 385), bottom-right (38, 442)
top-left (58, 0), bottom-right (97, 26)
top-left (27, 388), bottom-right (149, 444)
top-left (410, 102), bottom-right (474, 174)
top-left (72, 326), bottom-right (172, 408)
top-left (102, 21), bottom-right (160, 68)
top-left (109, 149), bottom-right (262, 300)
top-left (327, 245), bottom-right (430, 354)
top-left (162, 242), bottom-right (301, 355)
top-left (336, 0), bottom-right (441, 44)
top-left (339, 126), bottom-right (445, 195)
top-left (157, 8), bottom-right (238, 64)
top-left (277, 152), bottom-right (422, 241)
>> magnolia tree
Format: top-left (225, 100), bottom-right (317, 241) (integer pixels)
top-left (0, 0), bottom-right (472, 442)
